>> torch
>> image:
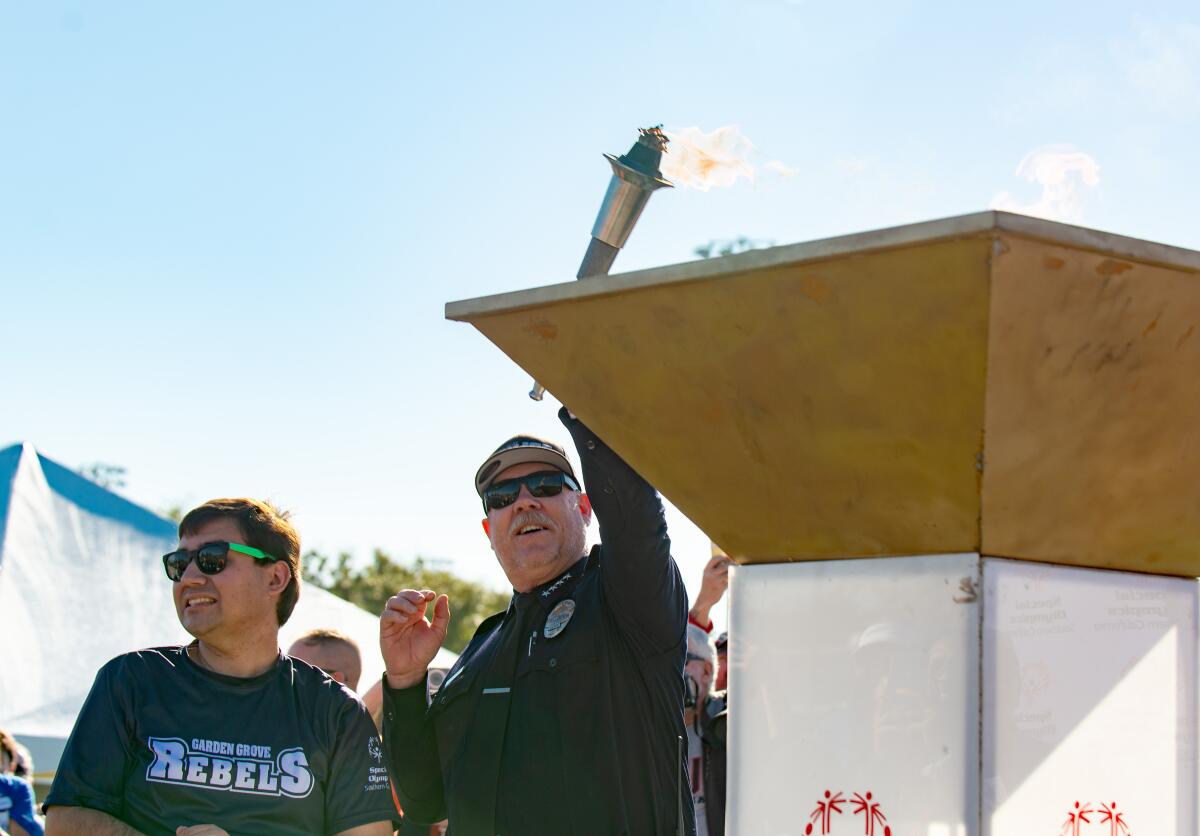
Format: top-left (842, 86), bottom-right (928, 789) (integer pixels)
top-left (529, 126), bottom-right (673, 401)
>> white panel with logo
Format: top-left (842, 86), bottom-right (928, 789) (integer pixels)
top-left (983, 559), bottom-right (1198, 835)
top-left (726, 556), bottom-right (1199, 835)
top-left (728, 554), bottom-right (980, 836)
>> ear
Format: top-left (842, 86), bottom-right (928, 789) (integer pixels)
top-left (577, 493), bottom-right (593, 526)
top-left (481, 518), bottom-right (491, 538)
top-left (266, 561), bottom-right (291, 593)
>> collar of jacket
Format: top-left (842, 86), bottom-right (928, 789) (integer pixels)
top-left (509, 551), bottom-right (592, 613)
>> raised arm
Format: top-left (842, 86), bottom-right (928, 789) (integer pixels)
top-left (559, 407), bottom-right (688, 652)
top-left (688, 554), bottom-right (732, 631)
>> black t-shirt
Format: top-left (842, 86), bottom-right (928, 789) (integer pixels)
top-left (45, 645), bottom-right (396, 835)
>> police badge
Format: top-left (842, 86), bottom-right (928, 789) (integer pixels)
top-left (543, 599), bottom-right (576, 639)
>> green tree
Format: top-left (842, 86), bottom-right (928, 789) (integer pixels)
top-left (303, 549), bottom-right (510, 654)
top-left (78, 462), bottom-right (127, 490)
top-left (693, 236), bottom-right (775, 259)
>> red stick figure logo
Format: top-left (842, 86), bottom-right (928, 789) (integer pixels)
top-left (850, 791), bottom-right (890, 836)
top-left (804, 789), bottom-right (891, 834)
top-left (1097, 801), bottom-right (1129, 836)
top-left (806, 790), bottom-right (845, 835)
top-left (1062, 801), bottom-right (1093, 836)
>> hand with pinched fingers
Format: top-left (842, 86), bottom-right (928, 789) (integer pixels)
top-left (176, 826), bottom-right (230, 836)
top-left (380, 589), bottom-right (451, 690)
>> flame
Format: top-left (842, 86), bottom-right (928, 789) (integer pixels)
top-left (661, 125), bottom-right (795, 190)
top-left (989, 145), bottom-right (1100, 223)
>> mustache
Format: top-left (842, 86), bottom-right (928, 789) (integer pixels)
top-left (509, 511), bottom-right (555, 536)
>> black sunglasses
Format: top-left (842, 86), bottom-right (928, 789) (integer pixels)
top-left (482, 470), bottom-right (581, 513)
top-left (162, 540), bottom-right (281, 582)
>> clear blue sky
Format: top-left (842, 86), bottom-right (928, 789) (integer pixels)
top-left (3, 2), bottom-right (1198, 634)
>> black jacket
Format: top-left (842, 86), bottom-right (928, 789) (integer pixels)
top-left (383, 409), bottom-right (695, 836)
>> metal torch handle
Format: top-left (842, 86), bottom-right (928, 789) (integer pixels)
top-left (527, 129), bottom-right (670, 402)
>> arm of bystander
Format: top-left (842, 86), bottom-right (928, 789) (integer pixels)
top-left (688, 554), bottom-right (732, 632)
top-left (45, 807), bottom-right (142, 836)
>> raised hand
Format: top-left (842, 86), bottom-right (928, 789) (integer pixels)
top-left (380, 589), bottom-right (451, 690)
top-left (696, 555), bottom-right (732, 610)
top-left (689, 554), bottom-right (733, 628)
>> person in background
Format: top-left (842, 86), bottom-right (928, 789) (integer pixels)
top-left (0, 731), bottom-right (22, 777)
top-left (684, 626), bottom-right (727, 836)
top-left (0, 729), bottom-right (42, 836)
top-left (43, 498), bottom-right (395, 836)
top-left (714, 631), bottom-right (729, 692)
top-left (288, 629), bottom-right (364, 691)
top-left (684, 548), bottom-right (733, 836)
top-left (4, 743), bottom-right (31, 784)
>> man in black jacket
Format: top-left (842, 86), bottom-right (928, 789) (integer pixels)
top-left (379, 408), bottom-right (694, 836)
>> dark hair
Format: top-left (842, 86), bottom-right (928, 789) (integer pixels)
top-left (178, 498), bottom-right (302, 626)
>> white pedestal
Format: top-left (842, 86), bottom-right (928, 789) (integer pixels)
top-left (727, 556), bottom-right (1198, 835)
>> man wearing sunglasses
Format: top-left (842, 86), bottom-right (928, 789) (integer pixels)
top-left (44, 499), bottom-right (396, 836)
top-left (380, 408), bottom-right (695, 836)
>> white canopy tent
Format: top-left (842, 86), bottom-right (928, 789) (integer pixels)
top-left (0, 442), bottom-right (456, 781)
